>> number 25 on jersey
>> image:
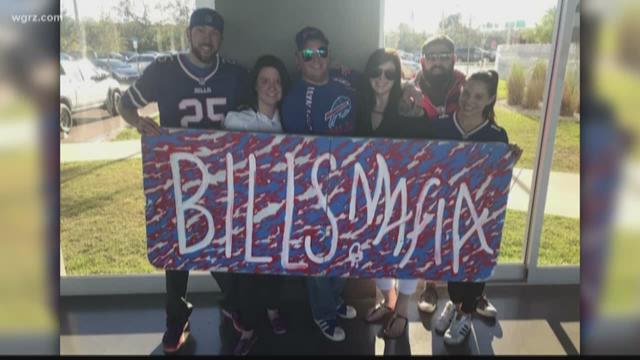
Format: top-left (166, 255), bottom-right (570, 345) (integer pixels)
top-left (179, 97), bottom-right (227, 127)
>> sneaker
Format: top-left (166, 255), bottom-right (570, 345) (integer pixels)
top-left (233, 331), bottom-right (258, 356)
top-left (162, 320), bottom-right (190, 354)
top-left (314, 318), bottom-right (346, 342)
top-left (336, 303), bottom-right (357, 320)
top-left (444, 313), bottom-right (472, 346)
top-left (418, 283), bottom-right (438, 313)
top-left (162, 306), bottom-right (193, 354)
top-left (475, 296), bottom-right (497, 319)
top-left (267, 310), bottom-right (287, 335)
top-left (434, 300), bottom-right (456, 334)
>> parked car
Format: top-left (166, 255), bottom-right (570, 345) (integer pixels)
top-left (455, 47), bottom-right (483, 62)
top-left (100, 52), bottom-right (125, 61)
top-left (119, 51), bottom-right (136, 61)
top-left (93, 58), bottom-right (140, 85)
top-left (60, 59), bottom-right (122, 134)
top-left (127, 53), bottom-right (158, 75)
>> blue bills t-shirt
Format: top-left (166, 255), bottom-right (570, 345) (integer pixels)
top-left (281, 72), bottom-right (357, 136)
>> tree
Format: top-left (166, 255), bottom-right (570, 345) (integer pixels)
top-left (384, 23), bottom-right (428, 53)
top-left (60, 9), bottom-right (81, 53)
top-left (521, 8), bottom-right (556, 44)
top-left (438, 13), bottom-right (481, 48)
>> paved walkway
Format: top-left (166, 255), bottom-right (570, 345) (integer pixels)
top-left (59, 140), bottom-right (583, 219)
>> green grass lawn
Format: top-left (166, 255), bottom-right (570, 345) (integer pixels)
top-left (497, 106), bottom-right (580, 173)
top-left (60, 158), bottom-right (579, 275)
top-left (113, 125), bottom-right (142, 141)
top-left (497, 79), bottom-right (507, 101)
top-left (112, 115), bottom-right (160, 141)
top-left (61, 159), bottom-right (157, 274)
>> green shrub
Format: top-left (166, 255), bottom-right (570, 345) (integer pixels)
top-left (561, 66), bottom-right (580, 116)
top-left (507, 62), bottom-right (526, 106)
top-left (523, 60), bottom-right (547, 109)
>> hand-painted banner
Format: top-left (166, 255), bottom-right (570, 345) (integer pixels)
top-left (142, 129), bottom-right (519, 281)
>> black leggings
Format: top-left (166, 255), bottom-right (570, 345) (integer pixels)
top-left (447, 281), bottom-right (485, 314)
top-left (165, 270), bottom-right (285, 330)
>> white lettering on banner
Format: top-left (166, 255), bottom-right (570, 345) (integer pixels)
top-left (245, 154), bottom-right (272, 263)
top-left (170, 153), bottom-right (214, 255)
top-left (168, 150), bottom-right (494, 272)
top-left (349, 154), bottom-right (412, 255)
top-left (282, 152), bottom-right (308, 270)
top-left (452, 182), bottom-right (493, 274)
top-left (225, 153), bottom-right (234, 258)
top-left (305, 154), bottom-right (339, 264)
top-left (435, 198), bottom-right (445, 266)
top-left (402, 178), bottom-right (441, 268)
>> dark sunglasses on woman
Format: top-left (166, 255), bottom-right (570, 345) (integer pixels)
top-left (369, 68), bottom-right (397, 80)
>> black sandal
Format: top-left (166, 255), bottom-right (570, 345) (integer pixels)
top-left (365, 301), bottom-right (394, 323)
top-left (383, 313), bottom-right (408, 339)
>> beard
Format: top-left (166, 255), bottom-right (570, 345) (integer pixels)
top-left (190, 41), bottom-right (217, 65)
top-left (424, 65), bottom-right (454, 85)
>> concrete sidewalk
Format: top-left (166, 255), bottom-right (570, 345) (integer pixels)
top-left (60, 140), bottom-right (581, 219)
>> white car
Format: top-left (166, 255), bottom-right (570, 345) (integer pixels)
top-left (60, 59), bottom-right (122, 134)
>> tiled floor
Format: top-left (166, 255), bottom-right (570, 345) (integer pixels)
top-left (60, 279), bottom-right (580, 355)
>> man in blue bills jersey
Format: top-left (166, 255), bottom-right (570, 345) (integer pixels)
top-left (280, 26), bottom-right (358, 343)
top-left (118, 8), bottom-right (247, 354)
top-left (281, 26), bottom-right (358, 136)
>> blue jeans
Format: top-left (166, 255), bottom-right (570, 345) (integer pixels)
top-left (306, 276), bottom-right (347, 321)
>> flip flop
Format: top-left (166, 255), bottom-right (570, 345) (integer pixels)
top-left (365, 301), bottom-right (394, 323)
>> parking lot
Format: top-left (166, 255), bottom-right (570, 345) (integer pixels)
top-left (60, 103), bottom-right (158, 143)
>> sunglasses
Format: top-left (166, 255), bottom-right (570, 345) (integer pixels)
top-left (301, 47), bottom-right (328, 62)
top-left (370, 68), bottom-right (397, 80)
top-left (425, 53), bottom-right (453, 62)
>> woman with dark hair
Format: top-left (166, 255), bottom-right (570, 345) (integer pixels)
top-left (221, 54), bottom-right (290, 355)
top-left (224, 54), bottom-right (291, 132)
top-left (427, 70), bottom-right (517, 346)
top-left (358, 48), bottom-right (428, 339)
top-left (357, 48), bottom-right (428, 138)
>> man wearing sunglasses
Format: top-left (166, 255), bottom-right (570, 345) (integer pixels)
top-left (401, 35), bottom-right (466, 121)
top-left (280, 26), bottom-right (358, 342)
top-left (281, 26), bottom-right (357, 136)
top-left (404, 35), bottom-right (499, 325)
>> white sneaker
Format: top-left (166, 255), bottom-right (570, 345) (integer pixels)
top-left (417, 284), bottom-right (438, 313)
top-left (336, 303), bottom-right (357, 320)
top-left (313, 318), bottom-right (346, 342)
top-left (434, 300), bottom-right (456, 334)
top-left (475, 296), bottom-right (497, 319)
top-left (444, 313), bottom-right (472, 346)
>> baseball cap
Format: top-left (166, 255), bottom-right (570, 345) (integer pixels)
top-left (422, 35), bottom-right (454, 55)
top-left (189, 8), bottom-right (224, 34)
top-left (295, 26), bottom-right (329, 50)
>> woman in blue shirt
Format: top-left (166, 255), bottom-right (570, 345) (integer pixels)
top-left (429, 70), bottom-right (510, 346)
